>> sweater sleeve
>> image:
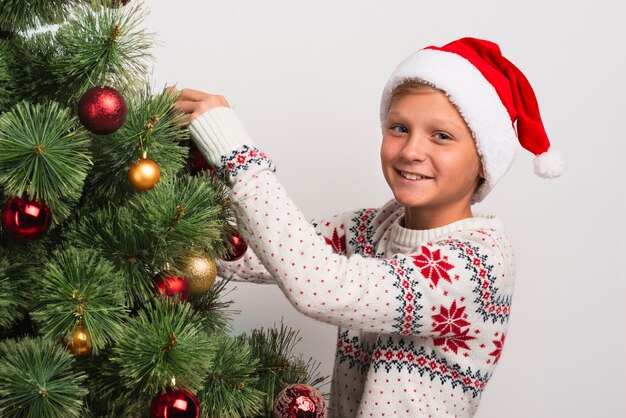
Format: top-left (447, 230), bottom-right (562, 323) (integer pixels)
top-left (216, 215), bottom-right (350, 285)
top-left (191, 107), bottom-right (354, 286)
top-left (190, 108), bottom-right (513, 336)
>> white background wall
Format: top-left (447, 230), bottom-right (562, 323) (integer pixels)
top-left (145, 1), bottom-right (625, 416)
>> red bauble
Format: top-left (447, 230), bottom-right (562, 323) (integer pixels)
top-left (274, 384), bottom-right (326, 418)
top-left (186, 143), bottom-right (216, 178)
top-left (153, 273), bottom-right (190, 301)
top-left (1, 196), bottom-right (52, 240)
top-left (223, 229), bottom-right (247, 261)
top-left (150, 387), bottom-right (200, 418)
top-left (78, 86), bottom-right (127, 135)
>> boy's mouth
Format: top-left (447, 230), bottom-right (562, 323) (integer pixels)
top-left (396, 169), bottom-right (433, 181)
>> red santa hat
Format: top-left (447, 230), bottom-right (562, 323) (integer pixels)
top-left (380, 37), bottom-right (565, 203)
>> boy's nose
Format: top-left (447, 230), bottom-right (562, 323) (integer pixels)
top-left (400, 134), bottom-right (429, 161)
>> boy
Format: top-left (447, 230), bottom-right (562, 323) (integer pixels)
top-left (170, 37), bottom-right (564, 417)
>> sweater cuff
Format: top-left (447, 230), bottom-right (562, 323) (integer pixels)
top-left (189, 106), bottom-right (256, 167)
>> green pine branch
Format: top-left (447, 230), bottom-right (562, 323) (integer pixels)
top-left (109, 298), bottom-right (216, 397)
top-left (0, 31), bottom-right (60, 105)
top-left (198, 335), bottom-right (265, 418)
top-left (190, 274), bottom-right (239, 336)
top-left (64, 205), bottom-right (156, 305)
top-left (30, 246), bottom-right (129, 354)
top-left (127, 173), bottom-right (234, 268)
top-left (0, 0), bottom-right (79, 33)
top-left (0, 336), bottom-right (88, 418)
top-left (0, 255), bottom-right (22, 329)
top-left (245, 323), bottom-right (330, 415)
top-left (85, 86), bottom-right (189, 206)
top-left (52, 0), bottom-right (157, 104)
top-left (0, 100), bottom-right (92, 226)
top-left (0, 39), bottom-right (13, 113)
top-left (67, 171), bottom-right (234, 305)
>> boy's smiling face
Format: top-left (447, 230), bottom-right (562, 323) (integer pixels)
top-left (380, 89), bottom-right (485, 230)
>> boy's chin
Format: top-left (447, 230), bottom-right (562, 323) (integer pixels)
top-left (392, 192), bottom-right (433, 209)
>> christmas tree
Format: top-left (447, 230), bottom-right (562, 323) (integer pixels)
top-left (0, 1), bottom-right (327, 416)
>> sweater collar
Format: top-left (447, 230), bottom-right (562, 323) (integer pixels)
top-left (390, 208), bottom-right (504, 249)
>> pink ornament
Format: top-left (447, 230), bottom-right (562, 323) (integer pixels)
top-left (274, 384), bottom-right (326, 418)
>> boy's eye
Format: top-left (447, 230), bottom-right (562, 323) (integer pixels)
top-left (390, 124), bottom-right (408, 134)
top-left (434, 132), bottom-right (451, 141)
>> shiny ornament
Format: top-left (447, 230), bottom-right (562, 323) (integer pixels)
top-left (63, 323), bottom-right (93, 358)
top-left (128, 156), bottom-right (161, 191)
top-left (186, 143), bottom-right (216, 178)
top-left (274, 384), bottom-right (326, 418)
top-left (150, 387), bottom-right (200, 418)
top-left (223, 229), bottom-right (247, 261)
top-left (153, 273), bottom-right (190, 301)
top-left (1, 196), bottom-right (52, 240)
top-left (178, 253), bottom-right (217, 295)
top-left (78, 86), bottom-right (127, 134)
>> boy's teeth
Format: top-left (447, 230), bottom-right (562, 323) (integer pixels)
top-left (401, 171), bottom-right (428, 180)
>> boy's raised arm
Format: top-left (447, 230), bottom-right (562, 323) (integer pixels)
top-left (189, 106), bottom-right (515, 342)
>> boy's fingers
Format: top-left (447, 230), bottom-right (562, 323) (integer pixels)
top-left (172, 99), bottom-right (197, 114)
top-left (179, 88), bottom-right (210, 102)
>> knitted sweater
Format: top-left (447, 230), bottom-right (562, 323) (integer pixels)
top-left (189, 107), bottom-right (516, 418)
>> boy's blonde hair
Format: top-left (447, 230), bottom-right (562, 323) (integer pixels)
top-left (389, 80), bottom-right (443, 104)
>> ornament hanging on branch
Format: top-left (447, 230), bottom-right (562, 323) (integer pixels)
top-left (186, 142), bottom-right (216, 178)
top-left (177, 252), bottom-right (217, 296)
top-left (128, 151), bottom-right (161, 191)
top-left (222, 228), bottom-right (247, 262)
top-left (150, 386), bottom-right (200, 418)
top-left (129, 115), bottom-right (161, 191)
top-left (63, 320), bottom-right (93, 358)
top-left (153, 272), bottom-right (190, 302)
top-left (77, 86), bottom-right (127, 135)
top-left (1, 196), bottom-right (52, 240)
top-left (274, 384), bottom-right (326, 418)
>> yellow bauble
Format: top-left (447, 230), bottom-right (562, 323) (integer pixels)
top-left (179, 254), bottom-right (217, 295)
top-left (128, 157), bottom-right (160, 191)
top-left (63, 323), bottom-right (93, 358)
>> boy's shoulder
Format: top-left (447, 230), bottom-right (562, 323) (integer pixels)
top-left (310, 198), bottom-right (403, 231)
top-left (309, 198), bottom-right (402, 255)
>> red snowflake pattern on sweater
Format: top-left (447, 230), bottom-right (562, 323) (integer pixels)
top-left (434, 328), bottom-right (476, 354)
top-left (431, 300), bottom-right (471, 336)
top-left (411, 245), bottom-right (455, 287)
top-left (324, 226), bottom-right (347, 255)
top-left (489, 333), bottom-right (506, 364)
top-left (431, 300), bottom-right (476, 354)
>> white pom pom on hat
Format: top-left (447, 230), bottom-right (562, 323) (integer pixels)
top-left (380, 37), bottom-right (565, 203)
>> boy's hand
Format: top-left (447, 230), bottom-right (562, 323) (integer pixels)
top-left (165, 86), bottom-right (230, 125)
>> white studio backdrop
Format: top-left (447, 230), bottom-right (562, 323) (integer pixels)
top-left (143, 1), bottom-right (626, 417)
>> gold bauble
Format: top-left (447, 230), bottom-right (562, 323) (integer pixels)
top-left (63, 323), bottom-right (93, 358)
top-left (128, 156), bottom-right (161, 191)
top-left (179, 254), bottom-right (217, 295)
